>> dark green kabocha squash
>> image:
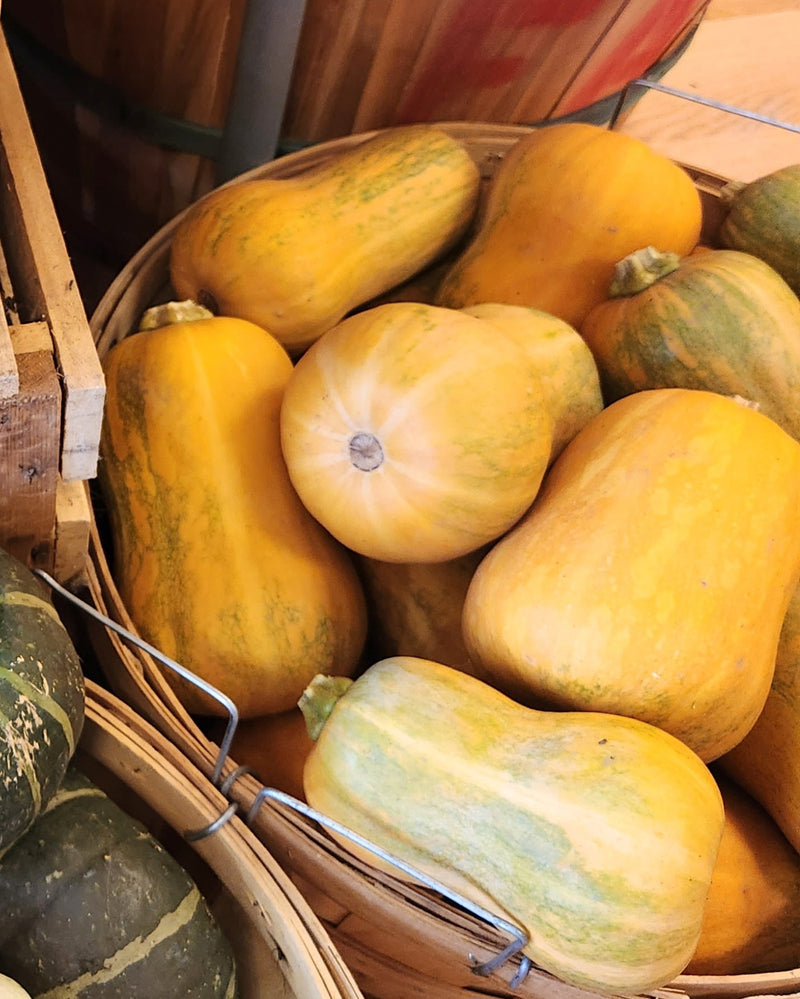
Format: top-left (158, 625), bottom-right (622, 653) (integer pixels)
top-left (0, 546), bottom-right (85, 855)
top-left (0, 767), bottom-right (238, 998)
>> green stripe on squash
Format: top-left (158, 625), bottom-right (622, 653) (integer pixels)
top-left (0, 548), bottom-right (85, 856)
top-left (0, 768), bottom-right (239, 998)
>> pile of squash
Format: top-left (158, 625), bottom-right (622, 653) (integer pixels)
top-left (0, 547), bottom-right (238, 996)
top-left (97, 121), bottom-right (800, 996)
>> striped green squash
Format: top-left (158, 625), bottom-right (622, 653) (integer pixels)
top-left (0, 547), bottom-right (85, 855)
top-left (301, 656), bottom-right (725, 996)
top-left (0, 767), bottom-right (238, 998)
top-left (719, 165), bottom-right (800, 297)
top-left (580, 246), bottom-right (800, 441)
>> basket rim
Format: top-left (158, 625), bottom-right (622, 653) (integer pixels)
top-left (80, 678), bottom-right (364, 999)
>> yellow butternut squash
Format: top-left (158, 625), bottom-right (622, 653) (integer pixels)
top-left (99, 313), bottom-right (367, 717)
top-left (462, 388), bottom-right (800, 762)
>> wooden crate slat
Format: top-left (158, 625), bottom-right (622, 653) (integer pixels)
top-left (0, 309), bottom-right (19, 398)
top-left (0, 319), bottom-right (61, 568)
top-left (53, 478), bottom-right (92, 585)
top-left (0, 26), bottom-right (104, 482)
top-left (0, 217), bottom-right (20, 398)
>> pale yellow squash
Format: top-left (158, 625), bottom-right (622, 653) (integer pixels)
top-left (300, 656), bottom-right (725, 995)
top-left (280, 302), bottom-right (553, 563)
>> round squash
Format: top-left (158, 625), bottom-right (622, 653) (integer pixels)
top-left (580, 246), bottom-right (800, 440)
top-left (279, 302), bottom-right (553, 563)
top-left (685, 774), bottom-right (800, 976)
top-left (300, 656), bottom-right (725, 996)
top-left (0, 545), bottom-right (85, 855)
top-left (462, 388), bottom-right (800, 762)
top-left (434, 122), bottom-right (702, 328)
top-left (169, 124), bottom-right (481, 355)
top-left (719, 164), bottom-right (800, 297)
top-left (460, 303), bottom-right (603, 462)
top-left (0, 766), bottom-right (237, 997)
top-left (99, 313), bottom-right (368, 718)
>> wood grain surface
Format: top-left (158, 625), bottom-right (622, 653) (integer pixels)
top-left (620, 0), bottom-right (800, 180)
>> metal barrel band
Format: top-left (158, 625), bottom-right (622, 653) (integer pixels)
top-left (39, 569), bottom-right (533, 987)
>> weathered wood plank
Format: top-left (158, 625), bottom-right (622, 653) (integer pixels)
top-left (0, 26), bottom-right (105, 480)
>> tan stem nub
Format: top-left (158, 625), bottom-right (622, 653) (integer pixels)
top-left (349, 432), bottom-right (384, 472)
top-left (138, 299), bottom-right (215, 331)
top-left (299, 674), bottom-right (354, 740)
top-left (609, 246), bottom-right (682, 298)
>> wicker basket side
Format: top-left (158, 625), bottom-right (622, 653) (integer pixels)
top-left (78, 679), bottom-right (363, 999)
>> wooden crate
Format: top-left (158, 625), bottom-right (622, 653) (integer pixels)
top-left (0, 25), bottom-right (104, 583)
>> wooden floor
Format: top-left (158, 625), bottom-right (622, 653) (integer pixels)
top-left (619, 0), bottom-right (800, 181)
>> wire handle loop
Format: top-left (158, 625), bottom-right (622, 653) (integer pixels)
top-left (36, 569), bottom-right (240, 788)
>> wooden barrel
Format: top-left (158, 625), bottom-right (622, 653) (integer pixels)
top-left (280, 0), bottom-right (711, 145)
top-left (73, 122), bottom-right (799, 999)
top-left (2, 0), bottom-right (709, 270)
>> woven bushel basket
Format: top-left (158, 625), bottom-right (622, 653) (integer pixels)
top-left (74, 679), bottom-right (363, 999)
top-left (81, 123), bottom-right (800, 999)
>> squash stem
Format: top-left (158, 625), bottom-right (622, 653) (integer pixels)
top-left (138, 299), bottom-right (215, 331)
top-left (299, 674), bottom-right (354, 740)
top-left (609, 246), bottom-right (681, 298)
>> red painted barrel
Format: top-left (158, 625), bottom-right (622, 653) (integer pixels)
top-left (281, 0), bottom-right (712, 145)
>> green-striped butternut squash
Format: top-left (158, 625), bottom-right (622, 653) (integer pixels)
top-left (0, 767), bottom-right (237, 997)
top-left (685, 774), bottom-right (800, 976)
top-left (719, 164), bottom-right (800, 296)
top-left (99, 312), bottom-right (367, 718)
top-left (279, 302), bottom-right (553, 563)
top-left (169, 125), bottom-right (481, 355)
top-left (0, 546), bottom-right (85, 856)
top-left (300, 656), bottom-right (725, 995)
top-left (435, 122), bottom-right (702, 328)
top-left (721, 579), bottom-right (800, 854)
top-left (580, 246), bottom-right (800, 440)
top-left (460, 303), bottom-right (603, 462)
top-left (462, 388), bottom-right (800, 762)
